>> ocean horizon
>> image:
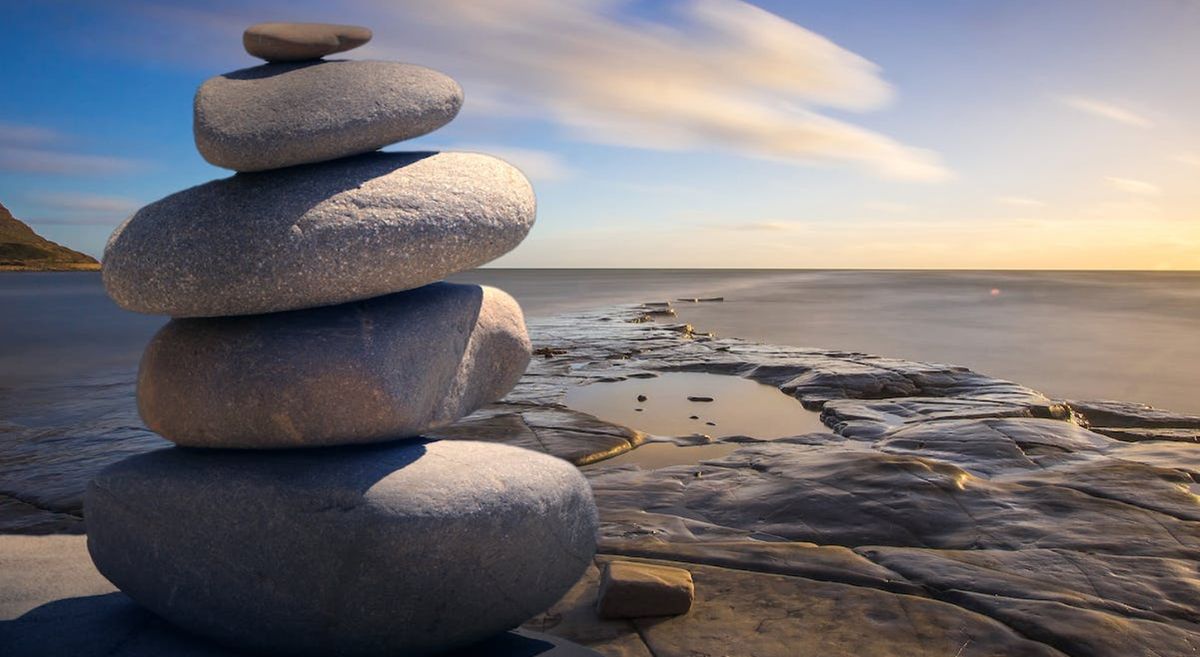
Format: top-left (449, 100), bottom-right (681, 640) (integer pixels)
top-left (3, 269), bottom-right (1197, 415)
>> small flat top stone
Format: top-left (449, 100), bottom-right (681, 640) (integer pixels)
top-left (243, 22), bottom-right (371, 62)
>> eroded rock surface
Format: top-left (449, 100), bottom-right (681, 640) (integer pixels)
top-left (3, 304), bottom-right (1198, 656)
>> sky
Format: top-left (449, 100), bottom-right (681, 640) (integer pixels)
top-left (1, 0), bottom-right (1197, 269)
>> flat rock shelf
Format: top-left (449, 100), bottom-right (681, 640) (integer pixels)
top-left (4, 304), bottom-right (1200, 656)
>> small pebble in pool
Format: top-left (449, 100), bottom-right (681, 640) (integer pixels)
top-left (687, 396), bottom-right (714, 402)
top-left (636, 394), bottom-right (647, 402)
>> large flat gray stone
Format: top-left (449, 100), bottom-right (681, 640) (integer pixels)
top-left (195, 60), bottom-right (461, 171)
top-left (138, 283), bottom-right (530, 449)
top-left (103, 152), bottom-right (535, 317)
top-left (84, 440), bottom-right (599, 657)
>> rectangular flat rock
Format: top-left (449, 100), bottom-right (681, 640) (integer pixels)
top-left (596, 560), bottom-right (694, 619)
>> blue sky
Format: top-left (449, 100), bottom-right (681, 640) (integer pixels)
top-left (2, 0), bottom-right (1197, 268)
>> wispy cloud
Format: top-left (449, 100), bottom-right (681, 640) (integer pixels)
top-left (1105, 176), bottom-right (1161, 196)
top-left (0, 121), bottom-right (142, 175)
top-left (133, 0), bottom-right (950, 182)
top-left (23, 193), bottom-right (142, 226)
top-left (1175, 153), bottom-right (1200, 167)
top-left (412, 144), bottom-right (574, 182)
top-left (1059, 96), bottom-right (1153, 128)
top-left (25, 215), bottom-right (134, 226)
top-left (0, 121), bottom-right (63, 145)
top-left (863, 201), bottom-right (911, 213)
top-left (34, 193), bottom-right (142, 214)
top-left (996, 196), bottom-right (1046, 208)
top-left (0, 148), bottom-right (142, 175)
top-left (718, 221), bottom-right (800, 232)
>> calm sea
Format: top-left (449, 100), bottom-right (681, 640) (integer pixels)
top-left (1, 270), bottom-right (1197, 414)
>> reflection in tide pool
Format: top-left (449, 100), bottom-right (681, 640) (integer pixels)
top-left (567, 371), bottom-right (826, 439)
top-left (598, 441), bottom-right (741, 469)
top-left (566, 371), bottom-right (827, 468)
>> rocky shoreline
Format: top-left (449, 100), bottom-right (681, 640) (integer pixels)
top-left (0, 202), bottom-right (100, 272)
top-left (3, 303), bottom-right (1200, 655)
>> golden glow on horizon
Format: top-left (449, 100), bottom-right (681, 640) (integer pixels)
top-left (499, 210), bottom-right (1200, 270)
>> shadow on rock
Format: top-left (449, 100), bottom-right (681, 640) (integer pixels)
top-left (0, 593), bottom-right (601, 657)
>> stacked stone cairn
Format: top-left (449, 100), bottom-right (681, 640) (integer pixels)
top-left (87, 22), bottom-right (598, 657)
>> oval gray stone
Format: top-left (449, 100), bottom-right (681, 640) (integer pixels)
top-left (195, 60), bottom-right (462, 171)
top-left (85, 440), bottom-right (599, 657)
top-left (243, 22), bottom-right (371, 62)
top-left (137, 283), bottom-right (531, 449)
top-left (102, 152), bottom-right (535, 317)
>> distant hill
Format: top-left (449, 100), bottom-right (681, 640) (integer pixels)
top-left (0, 201), bottom-right (100, 271)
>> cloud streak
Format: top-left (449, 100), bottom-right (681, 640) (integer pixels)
top-left (1105, 176), bottom-right (1160, 196)
top-left (0, 121), bottom-right (63, 145)
top-left (703, 220), bottom-right (800, 232)
top-left (408, 144), bottom-right (575, 182)
top-left (136, 0), bottom-right (950, 181)
top-left (1059, 96), bottom-right (1153, 128)
top-left (996, 196), bottom-right (1046, 208)
top-left (1175, 153), bottom-right (1200, 167)
top-left (0, 121), bottom-right (142, 175)
top-left (22, 193), bottom-right (142, 226)
top-left (0, 147), bottom-right (142, 175)
top-left (34, 193), bottom-right (142, 214)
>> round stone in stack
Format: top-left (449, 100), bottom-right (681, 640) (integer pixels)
top-left (137, 283), bottom-right (531, 449)
top-left (85, 439), bottom-right (599, 657)
top-left (102, 152), bottom-right (535, 317)
top-left (243, 22), bottom-right (372, 62)
top-left (195, 60), bottom-right (462, 171)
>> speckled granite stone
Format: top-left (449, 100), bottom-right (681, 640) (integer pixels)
top-left (194, 60), bottom-right (462, 171)
top-left (102, 151), bottom-right (535, 317)
top-left (84, 440), bottom-right (598, 657)
top-left (137, 283), bottom-right (531, 448)
top-left (242, 22), bottom-right (371, 62)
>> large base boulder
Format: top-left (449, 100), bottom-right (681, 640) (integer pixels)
top-left (84, 440), bottom-right (599, 657)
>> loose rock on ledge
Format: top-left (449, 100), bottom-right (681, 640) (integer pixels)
top-left (137, 283), bottom-right (531, 448)
top-left (596, 561), bottom-right (694, 619)
top-left (195, 60), bottom-right (462, 171)
top-left (85, 440), bottom-right (598, 657)
top-left (102, 152), bottom-right (535, 317)
top-left (243, 22), bottom-right (372, 62)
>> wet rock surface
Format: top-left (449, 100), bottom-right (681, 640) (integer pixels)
top-left (3, 304), bottom-right (1199, 656)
